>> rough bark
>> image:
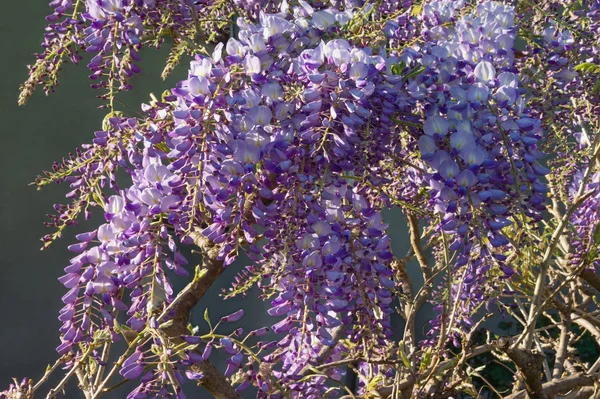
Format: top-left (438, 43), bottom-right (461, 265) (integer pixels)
top-left (497, 337), bottom-right (546, 399)
top-left (504, 374), bottom-right (595, 399)
top-left (580, 269), bottom-right (600, 293)
top-left (158, 230), bottom-right (240, 399)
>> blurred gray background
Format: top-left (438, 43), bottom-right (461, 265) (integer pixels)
top-left (0, 3), bottom-right (419, 398)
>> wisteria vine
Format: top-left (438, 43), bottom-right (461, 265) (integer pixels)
top-left (5, 0), bottom-right (600, 398)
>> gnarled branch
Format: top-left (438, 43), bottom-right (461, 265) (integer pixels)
top-left (158, 229), bottom-right (239, 399)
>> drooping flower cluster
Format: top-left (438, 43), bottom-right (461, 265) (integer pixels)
top-left (58, 151), bottom-right (188, 354)
top-left (26, 0), bottom-right (554, 396)
top-left (20, 0), bottom-right (288, 105)
top-left (393, 1), bottom-right (548, 340)
top-left (139, 4), bottom-right (409, 395)
top-left (27, 0), bottom-right (417, 107)
top-left (511, 1), bottom-right (600, 215)
top-left (569, 170), bottom-right (600, 272)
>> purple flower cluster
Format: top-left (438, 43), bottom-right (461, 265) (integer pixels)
top-left (83, 0), bottom-right (147, 94)
top-left (511, 0), bottom-right (600, 293)
top-left (569, 170), bottom-right (600, 272)
top-left (395, 1), bottom-right (547, 340)
top-left (58, 151), bottom-right (188, 354)
top-left (23, 0), bottom-right (289, 105)
top-left (141, 5), bottom-right (406, 395)
top-left (120, 335), bottom-right (191, 399)
top-left (26, 0), bottom-right (411, 106)
top-left (38, 117), bottom-right (139, 246)
top-left (23, 0), bottom-right (149, 104)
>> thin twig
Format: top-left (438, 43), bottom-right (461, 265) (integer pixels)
top-left (32, 357), bottom-right (66, 392)
top-left (47, 346), bottom-right (94, 399)
top-left (519, 189), bottom-right (597, 350)
top-left (552, 313), bottom-right (571, 379)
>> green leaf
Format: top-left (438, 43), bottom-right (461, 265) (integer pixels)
top-left (466, 364), bottom-right (486, 377)
top-left (117, 323), bottom-right (139, 344)
top-left (204, 308), bottom-right (211, 328)
top-left (159, 319), bottom-right (174, 329)
top-left (154, 142), bottom-right (170, 154)
top-left (575, 62), bottom-right (600, 74)
top-left (398, 342), bottom-right (411, 368)
top-left (194, 265), bottom-right (208, 281)
top-left (391, 62), bottom-right (405, 76)
top-left (419, 348), bottom-right (433, 372)
top-left (405, 65), bottom-right (426, 80)
top-left (436, 359), bottom-right (457, 375)
top-left (412, 4), bottom-right (422, 17)
top-left (592, 78), bottom-right (600, 95)
top-left (593, 223), bottom-right (600, 245)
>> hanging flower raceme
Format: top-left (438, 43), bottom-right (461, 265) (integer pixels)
top-left (23, 0), bottom-right (324, 105)
top-left (569, 170), bottom-right (600, 272)
top-left (58, 151), bottom-right (189, 354)
top-left (25, 0), bottom-right (403, 106)
top-left (513, 1), bottom-right (600, 199)
top-left (133, 5), bottom-right (407, 395)
top-left (391, 1), bottom-right (548, 342)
